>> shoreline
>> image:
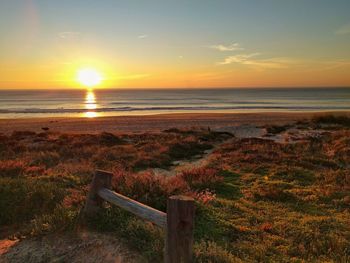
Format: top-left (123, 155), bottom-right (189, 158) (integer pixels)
top-left (0, 111), bottom-right (349, 134)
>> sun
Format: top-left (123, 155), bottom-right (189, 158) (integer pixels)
top-left (77, 68), bottom-right (102, 87)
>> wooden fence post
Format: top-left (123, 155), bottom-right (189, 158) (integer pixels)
top-left (165, 195), bottom-right (195, 263)
top-left (84, 170), bottom-right (113, 216)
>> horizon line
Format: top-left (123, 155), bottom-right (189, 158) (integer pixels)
top-left (0, 86), bottom-right (349, 91)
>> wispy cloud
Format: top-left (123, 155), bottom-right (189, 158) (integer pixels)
top-left (58, 31), bottom-right (81, 39)
top-left (211, 42), bottom-right (292, 70)
top-left (138, 34), bottom-right (148, 39)
top-left (218, 53), bottom-right (259, 65)
top-left (210, 43), bottom-right (243, 51)
top-left (218, 53), bottom-right (291, 69)
top-left (320, 60), bottom-right (350, 70)
top-left (335, 23), bottom-right (350, 35)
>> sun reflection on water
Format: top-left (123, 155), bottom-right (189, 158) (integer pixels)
top-left (84, 89), bottom-right (99, 118)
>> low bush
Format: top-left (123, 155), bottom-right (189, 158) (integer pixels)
top-left (178, 167), bottom-right (223, 190)
top-left (0, 178), bottom-right (66, 225)
top-left (98, 132), bottom-right (124, 146)
top-left (30, 151), bottom-right (61, 168)
top-left (266, 125), bottom-right (289, 134)
top-left (111, 167), bottom-right (223, 210)
top-left (0, 160), bottom-right (26, 177)
top-left (25, 206), bottom-right (79, 236)
top-left (312, 114), bottom-right (350, 127)
top-left (168, 139), bottom-right (212, 159)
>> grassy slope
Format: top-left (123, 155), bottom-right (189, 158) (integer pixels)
top-left (0, 116), bottom-right (349, 262)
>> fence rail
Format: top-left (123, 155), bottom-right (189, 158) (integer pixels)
top-left (98, 188), bottom-right (167, 228)
top-left (84, 170), bottom-right (195, 263)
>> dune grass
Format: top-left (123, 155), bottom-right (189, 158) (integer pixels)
top-left (312, 114), bottom-right (350, 127)
top-left (0, 121), bottom-right (349, 262)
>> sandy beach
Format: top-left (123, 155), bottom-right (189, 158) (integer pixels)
top-left (1, 111), bottom-right (348, 134)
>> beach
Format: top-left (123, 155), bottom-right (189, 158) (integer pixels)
top-left (1, 111), bottom-right (348, 135)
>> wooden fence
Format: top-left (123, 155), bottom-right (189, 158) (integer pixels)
top-left (84, 170), bottom-right (195, 263)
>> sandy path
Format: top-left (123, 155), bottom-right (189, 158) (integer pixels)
top-left (0, 231), bottom-right (143, 263)
top-left (152, 125), bottom-right (264, 177)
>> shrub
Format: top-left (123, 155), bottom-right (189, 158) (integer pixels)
top-left (98, 132), bottom-right (124, 146)
top-left (24, 165), bottom-right (46, 177)
top-left (266, 125), bottom-right (289, 134)
top-left (0, 160), bottom-right (26, 177)
top-left (11, 131), bottom-right (36, 139)
top-left (312, 115), bottom-right (350, 127)
top-left (0, 178), bottom-right (65, 225)
top-left (190, 189), bottom-right (217, 204)
top-left (92, 145), bottom-right (137, 169)
top-left (24, 206), bottom-right (79, 236)
top-left (112, 170), bottom-right (188, 210)
top-left (30, 151), bottom-right (60, 168)
top-left (111, 168), bottom-right (222, 210)
top-left (178, 167), bottom-right (223, 190)
top-left (62, 188), bottom-right (86, 208)
top-left (168, 139), bottom-right (212, 159)
top-left (51, 161), bottom-right (94, 185)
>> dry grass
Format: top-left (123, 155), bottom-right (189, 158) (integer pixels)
top-left (203, 127), bottom-right (350, 262)
top-left (1, 121), bottom-right (349, 262)
top-left (0, 129), bottom-right (227, 237)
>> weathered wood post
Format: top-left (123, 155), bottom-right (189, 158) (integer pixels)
top-left (165, 195), bottom-right (195, 263)
top-left (84, 171), bottom-right (195, 262)
top-left (84, 170), bottom-right (113, 216)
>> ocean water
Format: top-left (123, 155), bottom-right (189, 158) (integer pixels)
top-left (0, 88), bottom-right (349, 119)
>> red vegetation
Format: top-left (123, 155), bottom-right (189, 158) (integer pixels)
top-left (0, 160), bottom-right (26, 177)
top-left (111, 167), bottom-right (223, 209)
top-left (178, 167), bottom-right (223, 189)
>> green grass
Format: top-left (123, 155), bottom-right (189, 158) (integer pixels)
top-left (89, 206), bottom-right (164, 262)
top-left (0, 178), bottom-right (66, 225)
top-left (0, 125), bottom-right (350, 262)
top-left (213, 170), bottom-right (242, 199)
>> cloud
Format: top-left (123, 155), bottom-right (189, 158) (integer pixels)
top-left (210, 41), bottom-right (296, 70)
top-left (210, 43), bottom-right (243, 51)
top-left (138, 34), bottom-right (148, 39)
top-left (320, 60), bottom-right (350, 70)
top-left (335, 23), bottom-right (350, 35)
top-left (58, 31), bottom-right (81, 39)
top-left (218, 53), bottom-right (291, 69)
top-left (218, 53), bottom-right (260, 65)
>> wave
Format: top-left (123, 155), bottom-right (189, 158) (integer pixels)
top-left (108, 100), bottom-right (276, 105)
top-left (1, 105), bottom-right (350, 114)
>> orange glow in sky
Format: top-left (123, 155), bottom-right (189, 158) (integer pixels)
top-left (0, 1), bottom-right (349, 89)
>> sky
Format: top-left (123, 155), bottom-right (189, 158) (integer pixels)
top-left (0, 0), bottom-right (350, 89)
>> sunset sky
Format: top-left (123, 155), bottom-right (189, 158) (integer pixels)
top-left (0, 0), bottom-right (350, 89)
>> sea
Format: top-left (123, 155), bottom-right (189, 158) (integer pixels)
top-left (0, 87), bottom-right (349, 119)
